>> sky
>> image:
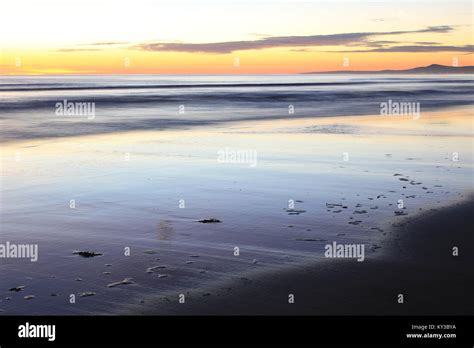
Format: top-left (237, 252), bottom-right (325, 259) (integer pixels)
top-left (1, 0), bottom-right (473, 75)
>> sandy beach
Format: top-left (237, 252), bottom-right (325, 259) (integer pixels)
top-left (0, 105), bottom-right (472, 315)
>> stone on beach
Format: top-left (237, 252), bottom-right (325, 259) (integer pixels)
top-left (73, 251), bottom-right (103, 258)
top-left (198, 218), bottom-right (222, 223)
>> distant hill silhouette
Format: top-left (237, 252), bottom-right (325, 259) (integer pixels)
top-left (304, 64), bottom-right (474, 74)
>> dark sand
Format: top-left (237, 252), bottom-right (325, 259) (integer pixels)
top-left (135, 197), bottom-right (474, 315)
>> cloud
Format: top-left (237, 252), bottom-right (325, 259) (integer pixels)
top-left (413, 41), bottom-right (441, 45)
top-left (56, 48), bottom-right (102, 52)
top-left (134, 25), bottom-right (454, 54)
top-left (57, 42), bottom-right (129, 52)
top-left (81, 41), bottom-right (129, 46)
top-left (334, 44), bottom-right (474, 53)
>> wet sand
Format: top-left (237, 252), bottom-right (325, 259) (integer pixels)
top-left (129, 197), bottom-right (473, 315)
top-left (0, 107), bottom-right (472, 315)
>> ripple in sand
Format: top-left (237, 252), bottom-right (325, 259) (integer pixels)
top-left (295, 238), bottom-right (327, 242)
top-left (143, 250), bottom-right (157, 254)
top-left (24, 295), bottom-right (35, 300)
top-left (9, 286), bottom-right (25, 292)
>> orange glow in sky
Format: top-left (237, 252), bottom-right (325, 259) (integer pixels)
top-left (1, 0), bottom-right (473, 75)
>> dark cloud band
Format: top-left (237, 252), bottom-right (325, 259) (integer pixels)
top-left (134, 26), bottom-right (454, 54)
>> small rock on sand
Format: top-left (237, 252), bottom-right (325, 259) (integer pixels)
top-left (286, 209), bottom-right (306, 215)
top-left (198, 218), bottom-right (221, 223)
top-left (79, 292), bottom-right (96, 297)
top-left (73, 251), bottom-right (103, 258)
top-left (107, 278), bottom-right (133, 288)
top-left (353, 210), bottom-right (367, 214)
top-left (394, 210), bottom-right (408, 216)
top-left (146, 265), bottom-right (166, 273)
top-left (348, 220), bottom-right (362, 225)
